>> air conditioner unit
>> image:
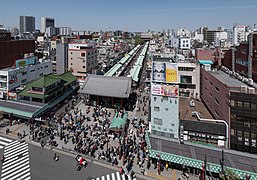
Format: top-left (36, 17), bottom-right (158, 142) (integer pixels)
top-left (248, 78), bottom-right (254, 86)
top-left (240, 85), bottom-right (247, 93)
top-left (248, 87), bottom-right (255, 94)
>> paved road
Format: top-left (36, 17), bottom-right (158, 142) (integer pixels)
top-left (29, 144), bottom-right (143, 180)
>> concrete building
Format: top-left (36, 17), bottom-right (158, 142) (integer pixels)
top-left (223, 33), bottom-right (257, 82)
top-left (68, 42), bottom-right (98, 80)
top-left (0, 32), bottom-right (35, 69)
top-left (232, 25), bottom-right (249, 46)
top-left (204, 30), bottom-right (221, 43)
top-left (19, 16), bottom-right (35, 34)
top-left (0, 58), bottom-right (52, 100)
top-left (200, 62), bottom-right (257, 152)
top-left (56, 43), bottom-right (68, 75)
top-left (56, 27), bottom-right (72, 36)
top-left (176, 28), bottom-right (190, 38)
top-left (179, 38), bottom-right (191, 49)
top-left (41, 17), bottom-right (55, 33)
top-left (169, 37), bottom-right (179, 48)
top-left (150, 61), bottom-right (180, 139)
top-left (214, 31), bottom-right (228, 46)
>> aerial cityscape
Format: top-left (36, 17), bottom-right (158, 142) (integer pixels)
top-left (0, 0), bottom-right (257, 180)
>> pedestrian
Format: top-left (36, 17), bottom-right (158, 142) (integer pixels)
top-left (1, 155), bottom-right (5, 163)
top-left (140, 167), bottom-right (145, 175)
top-left (53, 153), bottom-right (59, 162)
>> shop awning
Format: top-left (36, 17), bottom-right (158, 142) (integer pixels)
top-left (109, 112), bottom-right (127, 130)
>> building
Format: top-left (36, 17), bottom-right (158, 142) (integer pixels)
top-left (68, 42), bottom-right (98, 80)
top-left (41, 17), bottom-right (55, 33)
top-left (214, 31), bottom-right (228, 46)
top-left (232, 25), bottom-right (249, 46)
top-left (223, 33), bottom-right (257, 82)
top-left (56, 43), bottom-right (68, 75)
top-left (19, 16), bottom-right (35, 34)
top-left (150, 61), bottom-right (180, 139)
top-left (204, 30), bottom-right (221, 43)
top-left (179, 38), bottom-right (191, 49)
top-left (176, 28), bottom-right (190, 38)
top-left (18, 71), bottom-right (77, 103)
top-left (56, 27), bottom-right (72, 36)
top-left (200, 62), bottom-right (257, 152)
top-left (0, 32), bottom-right (35, 69)
top-left (0, 58), bottom-right (52, 100)
top-left (79, 75), bottom-right (132, 108)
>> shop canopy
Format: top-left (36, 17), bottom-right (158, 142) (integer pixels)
top-left (109, 112), bottom-right (128, 130)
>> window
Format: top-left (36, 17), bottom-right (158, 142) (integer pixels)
top-left (237, 101), bottom-right (243, 107)
top-left (215, 98), bottom-right (219, 105)
top-left (180, 75), bottom-right (192, 84)
top-left (163, 97), bottom-right (168, 101)
top-left (244, 102), bottom-right (250, 108)
top-left (210, 82), bottom-right (213, 86)
top-left (83, 66), bottom-right (85, 69)
top-left (45, 65), bottom-right (48, 68)
top-left (215, 86), bottom-right (219, 92)
top-left (70, 63), bottom-right (73, 65)
top-left (71, 58), bottom-right (73, 60)
top-left (22, 71), bottom-right (27, 75)
top-left (171, 123), bottom-right (174, 126)
top-left (231, 129), bottom-right (235, 135)
top-left (154, 107), bottom-right (160, 111)
top-left (209, 93), bottom-right (213, 98)
top-left (251, 103), bottom-right (256, 109)
top-left (21, 79), bottom-right (26, 83)
top-left (83, 60), bottom-right (85, 63)
top-left (165, 108), bottom-right (168, 111)
top-left (230, 100), bottom-right (235, 107)
top-left (154, 97), bottom-right (157, 101)
top-left (81, 53), bottom-right (85, 57)
top-left (30, 69), bottom-right (35, 72)
top-left (154, 118), bottom-right (163, 126)
top-left (70, 52), bottom-right (73, 54)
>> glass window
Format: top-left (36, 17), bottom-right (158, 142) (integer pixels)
top-left (244, 131), bottom-right (250, 138)
top-left (231, 129), bottom-right (235, 135)
top-left (237, 130), bottom-right (242, 137)
top-left (237, 101), bottom-right (243, 107)
top-left (81, 53), bottom-right (85, 57)
top-left (154, 107), bottom-right (160, 111)
top-left (154, 97), bottom-right (157, 101)
top-left (163, 97), bottom-right (168, 101)
top-left (244, 102), bottom-right (250, 108)
top-left (251, 103), bottom-right (256, 109)
top-left (154, 118), bottom-right (163, 126)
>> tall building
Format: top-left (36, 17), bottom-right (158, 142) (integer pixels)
top-left (200, 63), bottom-right (257, 153)
top-left (232, 25), bottom-right (249, 46)
top-left (19, 16), bottom-right (35, 33)
top-left (223, 33), bottom-right (257, 81)
top-left (68, 42), bottom-right (98, 80)
top-left (56, 43), bottom-right (68, 75)
top-left (41, 17), bottom-right (55, 33)
top-left (150, 59), bottom-right (180, 139)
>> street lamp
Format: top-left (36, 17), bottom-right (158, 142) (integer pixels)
top-left (192, 111), bottom-right (229, 149)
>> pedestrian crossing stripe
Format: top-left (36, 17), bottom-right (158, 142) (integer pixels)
top-left (0, 136), bottom-right (13, 149)
top-left (92, 171), bottom-right (136, 180)
top-left (1, 139), bottom-right (31, 180)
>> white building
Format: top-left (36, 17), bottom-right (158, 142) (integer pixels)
top-left (232, 25), bottom-right (249, 46)
top-left (176, 28), bottom-right (191, 38)
top-left (41, 17), bottom-right (55, 33)
top-left (177, 62), bottom-right (200, 99)
top-left (191, 31), bottom-right (204, 42)
top-left (214, 31), bottom-right (228, 46)
top-left (179, 38), bottom-right (191, 49)
top-left (57, 27), bottom-right (72, 36)
top-left (0, 59), bottom-right (52, 100)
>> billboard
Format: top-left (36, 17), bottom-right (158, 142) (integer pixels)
top-left (152, 62), bottom-right (178, 83)
top-left (151, 84), bottom-right (179, 97)
top-left (15, 57), bottom-right (35, 68)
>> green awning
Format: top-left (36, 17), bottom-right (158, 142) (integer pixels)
top-left (109, 112), bottom-right (127, 130)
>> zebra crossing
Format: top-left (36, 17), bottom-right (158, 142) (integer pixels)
top-left (92, 171), bottom-right (136, 180)
top-left (0, 136), bottom-right (13, 149)
top-left (0, 136), bottom-right (31, 180)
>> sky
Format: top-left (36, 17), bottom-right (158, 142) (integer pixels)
top-left (1, 0), bottom-right (257, 32)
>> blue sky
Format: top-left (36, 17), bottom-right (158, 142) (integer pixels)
top-left (1, 0), bottom-right (257, 31)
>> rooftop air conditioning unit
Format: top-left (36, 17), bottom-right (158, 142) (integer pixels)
top-left (248, 87), bottom-right (255, 94)
top-left (240, 85), bottom-right (247, 93)
top-left (248, 78), bottom-right (254, 86)
top-left (238, 76), bottom-right (243, 80)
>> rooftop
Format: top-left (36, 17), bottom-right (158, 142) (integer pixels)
top-left (80, 75), bottom-right (132, 98)
top-left (209, 70), bottom-right (253, 87)
top-left (179, 97), bottom-right (213, 121)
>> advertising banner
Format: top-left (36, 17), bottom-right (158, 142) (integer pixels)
top-left (151, 84), bottom-right (179, 97)
top-left (152, 62), bottom-right (178, 83)
top-left (15, 57), bottom-right (35, 68)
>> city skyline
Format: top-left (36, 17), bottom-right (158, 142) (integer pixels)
top-left (1, 0), bottom-right (257, 31)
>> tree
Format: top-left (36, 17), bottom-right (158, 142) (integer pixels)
top-left (134, 35), bottom-right (144, 45)
top-left (220, 169), bottom-right (240, 180)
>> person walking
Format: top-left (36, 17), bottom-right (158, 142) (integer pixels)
top-left (53, 153), bottom-right (59, 162)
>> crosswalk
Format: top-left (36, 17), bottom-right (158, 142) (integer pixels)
top-left (0, 136), bottom-right (13, 149)
top-left (92, 171), bottom-right (136, 180)
top-left (0, 136), bottom-right (31, 180)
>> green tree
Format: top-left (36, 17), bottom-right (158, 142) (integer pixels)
top-left (220, 169), bottom-right (240, 180)
top-left (134, 35), bottom-right (144, 45)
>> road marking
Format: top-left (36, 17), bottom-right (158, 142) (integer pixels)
top-left (0, 141), bottom-right (9, 146)
top-left (106, 174), bottom-right (110, 180)
top-left (111, 172), bottom-right (116, 179)
top-left (1, 164), bottom-right (30, 180)
top-left (116, 172), bottom-right (121, 180)
top-left (93, 171), bottom-right (135, 180)
top-left (0, 137), bottom-right (13, 142)
top-left (0, 145), bottom-right (4, 149)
